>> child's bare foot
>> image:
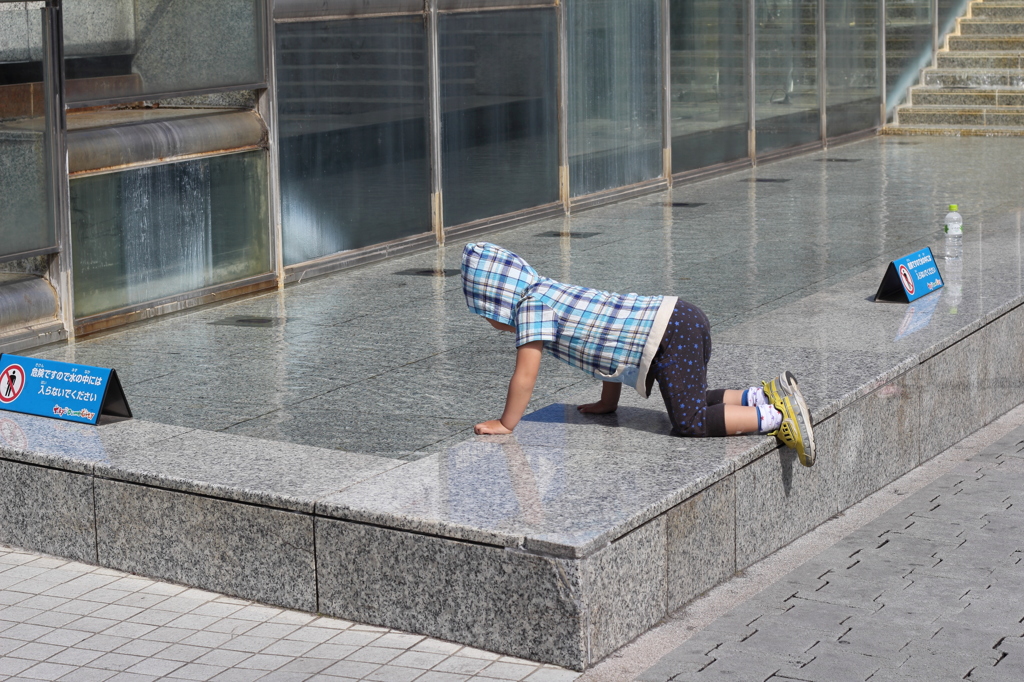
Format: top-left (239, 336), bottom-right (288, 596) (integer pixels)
top-left (474, 419), bottom-right (513, 435)
top-left (577, 402), bottom-right (617, 414)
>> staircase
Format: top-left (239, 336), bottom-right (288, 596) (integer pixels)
top-left (889, 0), bottom-right (1024, 135)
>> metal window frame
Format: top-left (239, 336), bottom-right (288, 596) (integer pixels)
top-left (63, 0), bottom-right (270, 109)
top-left (61, 0), bottom-right (273, 329)
top-left (13, 0), bottom-right (937, 337)
top-left (271, 0), bottom-right (564, 259)
top-left (0, 1), bottom-right (63, 265)
top-left (880, 0), bottom-right (887, 124)
top-left (819, 0), bottom-right (827, 144)
top-left (747, 0), bottom-right (756, 161)
top-left (436, 1), bottom-right (564, 232)
top-left (557, 0), bottom-right (569, 211)
top-left (257, 0), bottom-right (283, 287)
top-left (437, 0), bottom-right (555, 11)
top-left (660, 0), bottom-right (671, 182)
top-left (43, 0), bottom-right (74, 339)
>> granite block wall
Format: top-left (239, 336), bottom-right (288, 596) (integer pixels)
top-left (982, 306), bottom-right (1024, 424)
top-left (835, 369), bottom-right (921, 512)
top-left (315, 517), bottom-right (587, 669)
top-left (735, 415), bottom-right (841, 570)
top-left (94, 479), bottom-right (317, 612)
top-left (581, 517), bottom-right (667, 664)
top-left (666, 477), bottom-right (735, 610)
top-left (0, 459), bottom-right (95, 563)
top-left (0, 302), bottom-right (1022, 670)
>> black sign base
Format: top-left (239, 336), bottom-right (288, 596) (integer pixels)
top-left (875, 262), bottom-right (911, 303)
top-left (100, 370), bottom-right (132, 420)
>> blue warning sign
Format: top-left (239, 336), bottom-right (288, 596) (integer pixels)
top-left (0, 354), bottom-right (130, 425)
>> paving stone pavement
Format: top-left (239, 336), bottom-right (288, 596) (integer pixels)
top-left (0, 552), bottom-right (580, 682)
top-left (637, 422), bottom-right (1024, 682)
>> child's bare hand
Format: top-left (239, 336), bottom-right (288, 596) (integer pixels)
top-left (577, 401), bottom-right (617, 414)
top-left (475, 419), bottom-right (513, 435)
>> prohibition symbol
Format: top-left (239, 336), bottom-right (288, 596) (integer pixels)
top-left (0, 363), bottom-right (25, 404)
top-left (899, 264), bottom-right (915, 295)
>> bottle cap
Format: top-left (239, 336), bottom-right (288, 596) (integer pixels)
top-left (950, 204), bottom-right (958, 211)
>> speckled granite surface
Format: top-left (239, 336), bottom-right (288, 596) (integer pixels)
top-left (3, 136), bottom-right (1024, 669)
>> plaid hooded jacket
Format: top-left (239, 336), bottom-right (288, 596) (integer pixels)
top-left (460, 242), bottom-right (677, 397)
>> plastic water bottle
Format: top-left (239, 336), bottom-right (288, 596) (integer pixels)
top-left (945, 256), bottom-right (962, 315)
top-left (944, 204), bottom-right (962, 260)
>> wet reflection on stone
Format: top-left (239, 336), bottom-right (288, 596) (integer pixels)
top-left (895, 289), bottom-right (943, 340)
top-left (0, 412), bottom-right (108, 467)
top-left (18, 137), bottom-right (1024, 462)
top-left (316, 403), bottom-right (768, 556)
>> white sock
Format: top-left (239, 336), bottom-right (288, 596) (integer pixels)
top-left (757, 405), bottom-right (782, 434)
top-left (743, 386), bottom-right (768, 407)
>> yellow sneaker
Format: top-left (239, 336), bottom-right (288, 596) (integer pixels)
top-left (769, 394), bottom-right (816, 467)
top-left (762, 370), bottom-right (800, 411)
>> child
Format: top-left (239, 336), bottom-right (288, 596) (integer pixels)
top-left (461, 242), bottom-right (815, 467)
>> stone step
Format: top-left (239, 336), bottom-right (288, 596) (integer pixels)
top-left (936, 52), bottom-right (1024, 69)
top-left (970, 0), bottom-right (1024, 5)
top-left (910, 87), bottom-right (1024, 106)
top-left (922, 68), bottom-right (1024, 88)
top-left (948, 35), bottom-right (1024, 49)
top-left (896, 104), bottom-right (1024, 126)
top-left (971, 4), bottom-right (1024, 20)
top-left (959, 19), bottom-right (1024, 34)
top-left (884, 123), bottom-right (1024, 135)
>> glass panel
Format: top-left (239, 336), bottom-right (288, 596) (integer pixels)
top-left (885, 0), bottom-right (932, 116)
top-left (440, 8), bottom-right (559, 227)
top-left (63, 0), bottom-right (264, 105)
top-left (755, 0), bottom-right (819, 154)
top-left (825, 0), bottom-right (880, 137)
top-left (669, 0), bottom-right (748, 173)
top-left (70, 151), bottom-right (271, 318)
top-left (567, 0), bottom-right (663, 197)
top-left (276, 16), bottom-right (431, 265)
top-left (0, 2), bottom-right (54, 258)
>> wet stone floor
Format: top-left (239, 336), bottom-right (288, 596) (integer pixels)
top-left (32, 135), bottom-right (1024, 459)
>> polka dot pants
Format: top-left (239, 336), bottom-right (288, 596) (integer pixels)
top-left (651, 300), bottom-right (714, 437)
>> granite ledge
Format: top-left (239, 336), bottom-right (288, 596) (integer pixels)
top-left (508, 450), bottom-right (739, 558)
top-left (917, 297), bottom-right (1024, 364)
top-left (4, 292), bottom-right (1021, 558)
top-left (709, 434), bottom-right (786, 473)
top-left (92, 430), bottom-right (403, 514)
top-left (90, 469), bottom-right (322, 514)
top-left (316, 442), bottom-right (751, 560)
top-left (314, 497), bottom-right (529, 550)
top-left (0, 448), bottom-right (97, 476)
top-left (0, 415), bottom-right (193, 475)
top-left (815, 356), bottom-right (919, 423)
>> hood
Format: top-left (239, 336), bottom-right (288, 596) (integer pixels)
top-left (460, 242), bottom-right (539, 327)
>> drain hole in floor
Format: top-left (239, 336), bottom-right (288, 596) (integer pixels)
top-left (743, 178), bottom-right (791, 183)
top-left (669, 202), bottom-right (707, 207)
top-left (536, 231), bottom-right (602, 238)
top-left (395, 268), bottom-right (462, 277)
top-left (210, 316), bottom-right (284, 327)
